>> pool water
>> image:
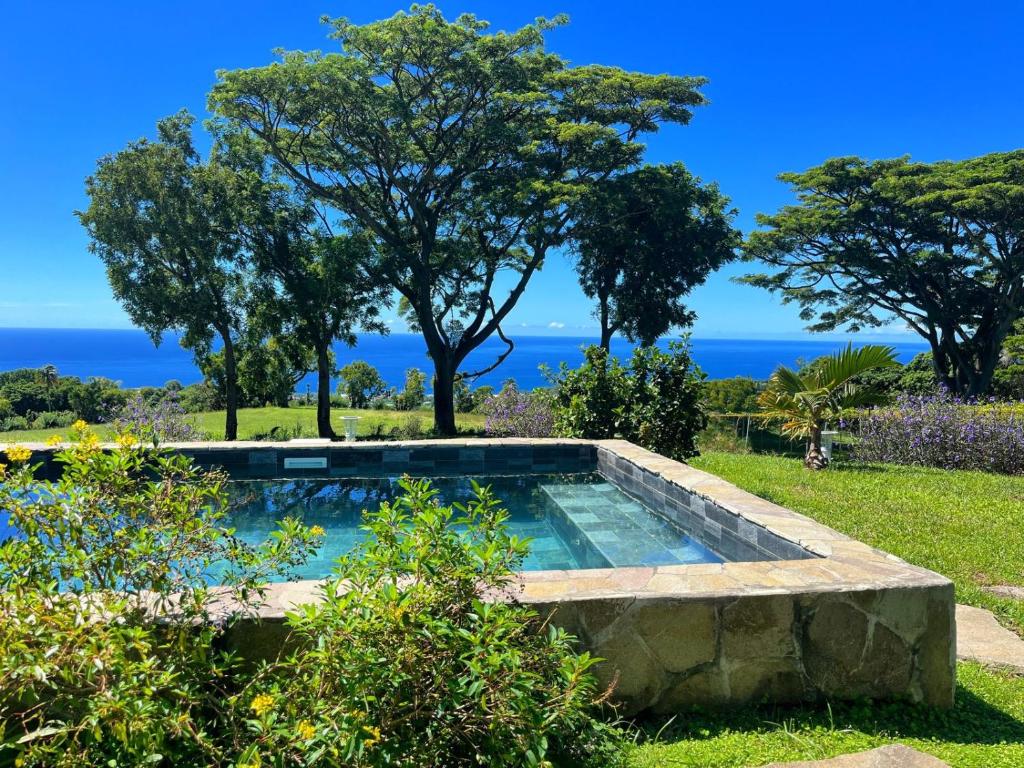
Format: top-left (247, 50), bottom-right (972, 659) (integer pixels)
top-left (225, 472), bottom-right (723, 581)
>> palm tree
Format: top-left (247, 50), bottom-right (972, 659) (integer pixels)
top-left (39, 364), bottom-right (59, 410)
top-left (758, 344), bottom-right (898, 469)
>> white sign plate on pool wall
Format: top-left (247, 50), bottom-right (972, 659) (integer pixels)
top-left (283, 457), bottom-right (328, 470)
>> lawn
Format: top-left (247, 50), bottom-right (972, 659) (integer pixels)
top-left (627, 451), bottom-right (1024, 768)
top-left (0, 405), bottom-right (486, 443)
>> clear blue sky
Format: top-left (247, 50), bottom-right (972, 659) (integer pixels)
top-left (2, 1), bottom-right (1021, 339)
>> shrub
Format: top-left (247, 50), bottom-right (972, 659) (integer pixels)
top-left (237, 478), bottom-right (622, 768)
top-left (0, 415), bottom-right (29, 432)
top-left (482, 382), bottom-right (555, 438)
top-left (705, 377), bottom-right (761, 414)
top-left (855, 390), bottom-right (1024, 474)
top-left (394, 367), bottom-right (427, 411)
top-left (549, 342), bottom-right (708, 461)
top-left (178, 381), bottom-right (221, 413)
top-left (0, 429), bottom-right (321, 767)
top-left (113, 390), bottom-right (203, 444)
top-left (30, 410), bottom-right (78, 429)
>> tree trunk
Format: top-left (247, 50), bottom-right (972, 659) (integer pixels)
top-left (316, 342), bottom-right (336, 439)
top-left (221, 332), bottom-right (239, 441)
top-left (599, 296), bottom-right (613, 353)
top-left (804, 424), bottom-right (827, 470)
top-left (432, 357), bottom-right (458, 437)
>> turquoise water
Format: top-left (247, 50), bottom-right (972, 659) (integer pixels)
top-left (225, 473), bottom-right (723, 580)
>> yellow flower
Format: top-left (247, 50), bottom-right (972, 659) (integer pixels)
top-left (249, 693), bottom-right (275, 717)
top-left (362, 725), bottom-right (382, 748)
top-left (45, 434), bottom-right (63, 447)
top-left (4, 445), bottom-right (31, 465)
top-left (72, 419), bottom-right (88, 433)
top-left (296, 720), bottom-right (317, 741)
top-left (75, 431), bottom-right (101, 454)
top-left (0, 463), bottom-right (6, 480)
top-left (115, 432), bottom-right (137, 450)
top-left (309, 525), bottom-right (326, 537)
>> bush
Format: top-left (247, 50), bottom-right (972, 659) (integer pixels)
top-left (0, 429), bottom-right (321, 767)
top-left (549, 342), bottom-right (707, 461)
top-left (394, 367), bottom-right (427, 411)
top-left (482, 383), bottom-right (555, 438)
top-left (238, 478), bottom-right (622, 768)
top-left (113, 391), bottom-right (203, 444)
top-left (0, 415), bottom-right (29, 432)
top-left (178, 381), bottom-right (221, 413)
top-left (855, 390), bottom-right (1024, 474)
top-left (30, 410), bottom-right (78, 429)
top-left (705, 377), bottom-right (761, 414)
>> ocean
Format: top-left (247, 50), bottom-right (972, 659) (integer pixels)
top-left (0, 328), bottom-right (929, 392)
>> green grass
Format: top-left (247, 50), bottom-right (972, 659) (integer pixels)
top-left (0, 405), bottom-right (485, 443)
top-left (690, 451), bottom-right (1024, 635)
top-left (628, 451), bottom-right (1024, 767)
top-left (628, 662), bottom-right (1024, 768)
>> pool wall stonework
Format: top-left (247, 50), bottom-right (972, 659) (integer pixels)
top-left (17, 437), bottom-right (956, 712)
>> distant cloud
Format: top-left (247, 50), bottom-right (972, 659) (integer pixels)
top-left (548, 321), bottom-right (565, 329)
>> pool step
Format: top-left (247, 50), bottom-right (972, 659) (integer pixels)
top-left (540, 482), bottom-right (723, 568)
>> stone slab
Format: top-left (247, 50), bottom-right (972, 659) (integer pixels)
top-left (956, 603), bottom-right (1024, 672)
top-left (760, 744), bottom-right (948, 767)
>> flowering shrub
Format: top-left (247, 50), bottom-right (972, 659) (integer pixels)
top-left (0, 427), bottom-right (321, 767)
top-left (855, 390), bottom-right (1024, 474)
top-left (113, 390), bottom-right (203, 444)
top-left (238, 478), bottom-right (622, 768)
top-left (482, 383), bottom-right (555, 438)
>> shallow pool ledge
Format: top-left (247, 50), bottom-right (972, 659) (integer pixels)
top-left (21, 437), bottom-right (957, 713)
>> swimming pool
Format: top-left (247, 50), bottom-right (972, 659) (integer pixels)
top-left (225, 472), bottom-right (724, 580)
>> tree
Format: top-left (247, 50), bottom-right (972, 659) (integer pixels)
top-left (79, 112), bottom-right (249, 439)
top-left (744, 152), bottom-right (1024, 398)
top-left (210, 6), bottom-right (707, 435)
top-left (757, 344), bottom-right (898, 469)
top-left (337, 361), bottom-right (387, 409)
top-left (237, 338), bottom-right (309, 408)
top-left (241, 197), bottom-right (389, 436)
top-left (38, 364), bottom-right (59, 410)
top-left (394, 367), bottom-right (427, 411)
top-left (993, 318), bottom-right (1024, 400)
top-left (570, 163), bottom-right (739, 350)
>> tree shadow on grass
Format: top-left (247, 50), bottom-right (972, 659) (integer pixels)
top-left (637, 681), bottom-right (1024, 750)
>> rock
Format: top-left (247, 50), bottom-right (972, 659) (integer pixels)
top-left (759, 744), bottom-right (948, 767)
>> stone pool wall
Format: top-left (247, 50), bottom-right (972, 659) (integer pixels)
top-left (16, 437), bottom-right (957, 712)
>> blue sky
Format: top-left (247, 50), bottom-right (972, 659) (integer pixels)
top-left (2, 1), bottom-right (1021, 339)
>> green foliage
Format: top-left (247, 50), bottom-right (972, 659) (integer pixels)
top-left (177, 381), bottom-right (221, 413)
top-left (570, 163), bottom-right (740, 348)
top-left (210, 5), bottom-right (707, 435)
top-left (743, 151), bottom-right (1024, 397)
top-left (549, 342), bottom-right (708, 460)
top-left (0, 429), bottom-right (321, 767)
top-left (393, 367), bottom-right (427, 411)
top-left (705, 377), bottom-right (762, 414)
top-left (239, 478), bottom-right (622, 768)
top-left (0, 368), bottom-right (125, 423)
top-left (758, 344), bottom-right (898, 468)
top-left (993, 319), bottom-right (1024, 400)
top-left (454, 380), bottom-right (493, 413)
top-left (337, 361), bottom-right (387, 409)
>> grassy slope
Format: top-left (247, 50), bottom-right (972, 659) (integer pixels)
top-left (629, 452), bottom-right (1024, 768)
top-left (0, 405), bottom-right (485, 443)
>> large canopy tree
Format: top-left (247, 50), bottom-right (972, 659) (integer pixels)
top-left (210, 6), bottom-right (707, 435)
top-left (79, 112), bottom-right (249, 440)
top-left (569, 163), bottom-right (740, 350)
top-left (744, 151), bottom-right (1024, 397)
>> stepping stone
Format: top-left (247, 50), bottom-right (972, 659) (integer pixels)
top-left (956, 604), bottom-right (1024, 672)
top-left (982, 584), bottom-right (1024, 600)
top-left (760, 744), bottom-right (948, 767)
